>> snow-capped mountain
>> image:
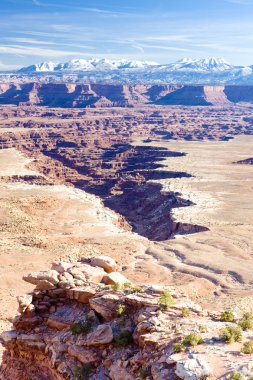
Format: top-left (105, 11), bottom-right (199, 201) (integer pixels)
top-left (19, 58), bottom-right (159, 73)
top-left (14, 57), bottom-right (253, 85)
top-left (166, 57), bottom-right (235, 72)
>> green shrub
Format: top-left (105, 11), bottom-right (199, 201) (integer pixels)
top-left (198, 324), bottom-right (208, 333)
top-left (117, 303), bottom-right (125, 316)
top-left (220, 310), bottom-right (235, 322)
top-left (228, 372), bottom-right (243, 380)
top-left (172, 342), bottom-right (185, 353)
top-left (114, 330), bottom-right (133, 346)
top-left (132, 287), bottom-right (142, 293)
top-left (238, 312), bottom-right (253, 331)
top-left (182, 333), bottom-right (203, 347)
top-left (238, 318), bottom-right (253, 331)
top-left (219, 326), bottom-right (242, 343)
top-left (181, 307), bottom-right (190, 318)
top-left (123, 282), bottom-right (132, 289)
top-left (139, 367), bottom-right (149, 379)
top-left (241, 340), bottom-right (253, 354)
top-left (159, 290), bottom-right (174, 311)
top-left (74, 363), bottom-right (93, 380)
top-left (70, 316), bottom-right (93, 335)
top-left (111, 282), bottom-right (122, 293)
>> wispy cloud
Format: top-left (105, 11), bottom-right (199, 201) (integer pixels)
top-left (0, 44), bottom-right (92, 58)
top-left (4, 37), bottom-right (56, 45)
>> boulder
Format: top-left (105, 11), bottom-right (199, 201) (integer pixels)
top-left (102, 272), bottom-right (131, 286)
top-left (68, 345), bottom-right (99, 364)
top-left (85, 324), bottom-right (113, 346)
top-left (89, 256), bottom-right (118, 273)
top-left (68, 264), bottom-right (105, 284)
top-left (175, 356), bottom-right (213, 380)
top-left (51, 261), bottom-right (73, 273)
top-left (17, 294), bottom-right (33, 313)
top-left (66, 286), bottom-right (97, 303)
top-left (89, 294), bottom-right (120, 321)
top-left (23, 270), bottom-right (59, 289)
top-left (109, 363), bottom-right (135, 380)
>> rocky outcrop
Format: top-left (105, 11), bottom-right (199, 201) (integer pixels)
top-left (1, 83), bottom-right (253, 107)
top-left (1, 257), bottom-right (251, 380)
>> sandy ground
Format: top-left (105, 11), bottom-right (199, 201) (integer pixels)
top-left (131, 136), bottom-right (253, 308)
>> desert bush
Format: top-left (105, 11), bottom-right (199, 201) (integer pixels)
top-left (114, 330), bottom-right (133, 346)
top-left (198, 324), bottom-right (208, 333)
top-left (238, 312), bottom-right (253, 331)
top-left (172, 342), bottom-right (185, 353)
top-left (138, 367), bottom-right (149, 379)
top-left (74, 363), bottom-right (93, 380)
top-left (70, 316), bottom-right (93, 335)
top-left (111, 282), bottom-right (122, 292)
top-left (182, 333), bottom-right (203, 347)
top-left (181, 307), bottom-right (190, 318)
top-left (158, 290), bottom-right (174, 310)
top-left (220, 310), bottom-right (235, 322)
top-left (117, 303), bottom-right (125, 316)
top-left (241, 340), bottom-right (253, 354)
top-left (219, 325), bottom-right (242, 343)
top-left (228, 372), bottom-right (243, 380)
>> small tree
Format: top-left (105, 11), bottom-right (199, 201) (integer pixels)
top-left (74, 363), bottom-right (93, 380)
top-left (159, 290), bottom-right (174, 311)
top-left (228, 372), bottom-right (243, 380)
top-left (181, 307), bottom-right (190, 318)
top-left (172, 342), bottom-right (185, 353)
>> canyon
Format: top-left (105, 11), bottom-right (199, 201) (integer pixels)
top-left (0, 92), bottom-right (253, 379)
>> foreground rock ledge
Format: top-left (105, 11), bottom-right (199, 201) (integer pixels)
top-left (0, 256), bottom-right (250, 380)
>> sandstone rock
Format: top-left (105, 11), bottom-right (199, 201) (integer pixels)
top-left (175, 356), bottom-right (213, 380)
top-left (17, 294), bottom-right (33, 313)
top-left (102, 271), bottom-right (131, 286)
top-left (23, 270), bottom-right (59, 289)
top-left (66, 285), bottom-right (96, 303)
top-left (109, 363), bottom-right (135, 380)
top-left (51, 261), bottom-right (73, 273)
top-left (89, 256), bottom-right (118, 273)
top-left (68, 264), bottom-right (105, 283)
top-left (85, 324), bottom-right (113, 346)
top-left (68, 345), bottom-right (99, 363)
top-left (89, 294), bottom-right (120, 321)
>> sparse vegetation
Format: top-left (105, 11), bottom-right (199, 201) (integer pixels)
top-left (238, 312), bottom-right (253, 331)
top-left (111, 282), bottom-right (122, 293)
top-left (74, 363), bottom-right (93, 380)
top-left (220, 310), bottom-right (235, 322)
top-left (138, 367), bottom-right (149, 379)
top-left (132, 286), bottom-right (142, 293)
top-left (181, 307), bottom-right (190, 318)
top-left (182, 333), bottom-right (204, 347)
top-left (123, 282), bottom-right (132, 289)
top-left (172, 342), bottom-right (185, 353)
top-left (241, 340), bottom-right (253, 354)
top-left (198, 324), bottom-right (208, 333)
top-left (228, 372), bottom-right (243, 380)
top-left (70, 316), bottom-right (93, 335)
top-left (114, 330), bottom-right (133, 346)
top-left (219, 325), bottom-right (242, 343)
top-left (158, 290), bottom-right (174, 311)
top-left (117, 303), bottom-right (125, 316)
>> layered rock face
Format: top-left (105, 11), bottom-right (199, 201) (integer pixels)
top-left (1, 83), bottom-right (253, 107)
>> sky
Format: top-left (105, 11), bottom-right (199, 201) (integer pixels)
top-left (1, 0), bottom-right (253, 70)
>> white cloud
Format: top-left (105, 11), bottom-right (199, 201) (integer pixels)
top-left (0, 45), bottom-right (92, 58)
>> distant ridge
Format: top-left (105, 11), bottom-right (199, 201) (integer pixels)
top-left (2, 57), bottom-right (253, 85)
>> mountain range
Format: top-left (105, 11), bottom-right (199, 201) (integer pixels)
top-left (2, 57), bottom-right (253, 84)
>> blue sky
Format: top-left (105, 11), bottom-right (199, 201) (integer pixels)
top-left (1, 0), bottom-right (253, 69)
